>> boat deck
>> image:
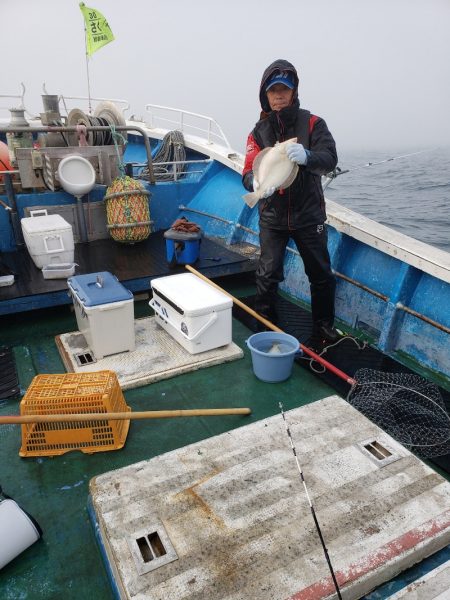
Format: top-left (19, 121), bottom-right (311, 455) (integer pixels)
top-left (1, 275), bottom-right (449, 599)
top-left (90, 397), bottom-right (450, 600)
top-left (0, 232), bottom-right (256, 314)
top-left (0, 286), bottom-right (333, 599)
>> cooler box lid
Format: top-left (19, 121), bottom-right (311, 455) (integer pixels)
top-left (151, 273), bottom-right (232, 316)
top-left (21, 214), bottom-right (72, 235)
top-left (68, 271), bottom-right (133, 307)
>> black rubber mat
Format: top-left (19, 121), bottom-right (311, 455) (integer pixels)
top-left (234, 294), bottom-right (450, 474)
top-left (0, 346), bottom-right (19, 399)
top-left (0, 232), bottom-right (256, 302)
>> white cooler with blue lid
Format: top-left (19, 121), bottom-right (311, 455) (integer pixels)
top-left (68, 271), bottom-right (135, 359)
top-left (149, 272), bottom-right (232, 354)
top-left (21, 210), bottom-right (74, 269)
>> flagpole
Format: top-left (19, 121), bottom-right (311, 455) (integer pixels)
top-left (79, 1), bottom-right (115, 111)
top-left (84, 26), bottom-right (93, 115)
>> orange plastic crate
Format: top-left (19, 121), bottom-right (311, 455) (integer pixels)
top-left (19, 371), bottom-right (131, 457)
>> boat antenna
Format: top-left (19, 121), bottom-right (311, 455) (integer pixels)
top-left (279, 402), bottom-right (343, 600)
top-left (323, 147), bottom-right (437, 190)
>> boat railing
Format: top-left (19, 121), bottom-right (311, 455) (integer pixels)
top-left (40, 84), bottom-right (130, 117)
top-left (0, 83), bottom-right (36, 119)
top-left (58, 96), bottom-right (130, 117)
top-left (135, 158), bottom-right (213, 182)
top-left (144, 104), bottom-right (232, 150)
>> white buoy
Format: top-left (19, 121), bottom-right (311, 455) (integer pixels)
top-left (0, 499), bottom-right (41, 569)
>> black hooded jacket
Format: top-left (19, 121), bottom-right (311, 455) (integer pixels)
top-left (243, 59), bottom-right (338, 229)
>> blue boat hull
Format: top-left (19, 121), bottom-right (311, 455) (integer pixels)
top-left (1, 132), bottom-right (449, 384)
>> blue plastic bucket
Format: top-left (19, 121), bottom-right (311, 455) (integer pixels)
top-left (164, 229), bottom-right (202, 267)
top-left (246, 332), bottom-right (300, 383)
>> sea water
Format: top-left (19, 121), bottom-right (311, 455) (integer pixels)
top-left (325, 147), bottom-right (450, 252)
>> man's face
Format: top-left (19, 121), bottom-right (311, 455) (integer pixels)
top-left (267, 84), bottom-right (294, 112)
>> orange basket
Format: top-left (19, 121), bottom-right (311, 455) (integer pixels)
top-left (19, 371), bottom-right (131, 457)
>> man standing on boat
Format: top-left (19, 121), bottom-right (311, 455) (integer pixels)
top-left (242, 58), bottom-right (340, 348)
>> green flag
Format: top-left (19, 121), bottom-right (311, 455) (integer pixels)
top-left (79, 2), bottom-right (114, 56)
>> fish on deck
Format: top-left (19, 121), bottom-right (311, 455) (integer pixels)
top-left (243, 137), bottom-right (298, 208)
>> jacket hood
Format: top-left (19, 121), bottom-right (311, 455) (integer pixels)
top-left (259, 59), bottom-right (299, 114)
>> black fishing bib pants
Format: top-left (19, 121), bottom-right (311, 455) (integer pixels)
top-left (255, 224), bottom-right (336, 328)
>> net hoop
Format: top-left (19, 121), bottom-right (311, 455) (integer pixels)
top-left (347, 369), bottom-right (450, 456)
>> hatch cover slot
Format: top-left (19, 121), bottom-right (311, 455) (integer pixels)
top-left (128, 523), bottom-right (178, 575)
top-left (137, 531), bottom-right (166, 562)
top-left (75, 352), bottom-right (96, 366)
top-left (364, 440), bottom-right (392, 460)
top-left (357, 438), bottom-right (401, 467)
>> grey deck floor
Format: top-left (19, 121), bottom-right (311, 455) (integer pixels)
top-left (90, 396), bottom-right (450, 600)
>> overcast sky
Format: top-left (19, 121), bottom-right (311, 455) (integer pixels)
top-left (2, 0), bottom-right (450, 153)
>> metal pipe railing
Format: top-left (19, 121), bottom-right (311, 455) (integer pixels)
top-left (0, 125), bottom-right (155, 184)
top-left (1, 172), bottom-right (24, 246)
top-left (59, 95), bottom-right (130, 116)
top-left (177, 205), bottom-right (234, 225)
top-left (0, 83), bottom-right (36, 119)
top-left (333, 270), bottom-right (389, 301)
top-left (396, 303), bottom-right (450, 334)
top-left (40, 84), bottom-right (131, 116)
top-left (145, 104), bottom-right (232, 149)
top-left (176, 205), bottom-right (448, 334)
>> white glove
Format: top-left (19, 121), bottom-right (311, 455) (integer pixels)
top-left (287, 142), bottom-right (308, 165)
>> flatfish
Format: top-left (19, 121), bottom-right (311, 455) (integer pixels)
top-left (243, 137), bottom-right (298, 207)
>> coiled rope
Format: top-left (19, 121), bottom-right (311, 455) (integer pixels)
top-left (140, 130), bottom-right (186, 182)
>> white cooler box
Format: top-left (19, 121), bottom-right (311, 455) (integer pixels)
top-left (21, 210), bottom-right (74, 269)
top-left (150, 273), bottom-right (232, 354)
top-left (68, 271), bottom-right (135, 359)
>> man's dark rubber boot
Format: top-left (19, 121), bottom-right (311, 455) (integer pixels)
top-left (313, 323), bottom-right (341, 343)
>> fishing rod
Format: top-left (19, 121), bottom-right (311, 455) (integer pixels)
top-left (279, 402), bottom-right (343, 600)
top-left (322, 147), bottom-right (437, 190)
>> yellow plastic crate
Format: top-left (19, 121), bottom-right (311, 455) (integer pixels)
top-left (19, 371), bottom-right (131, 457)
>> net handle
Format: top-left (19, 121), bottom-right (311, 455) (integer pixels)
top-left (0, 408), bottom-right (251, 425)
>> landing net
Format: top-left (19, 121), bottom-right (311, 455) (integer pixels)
top-left (347, 369), bottom-right (450, 458)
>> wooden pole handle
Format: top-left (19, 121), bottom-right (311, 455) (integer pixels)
top-left (0, 408), bottom-right (251, 425)
top-left (185, 264), bottom-right (356, 386)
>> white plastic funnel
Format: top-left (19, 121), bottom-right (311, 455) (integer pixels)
top-left (57, 155), bottom-right (95, 197)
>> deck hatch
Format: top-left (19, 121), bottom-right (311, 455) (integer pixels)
top-left (357, 437), bottom-right (402, 467)
top-left (364, 440), bottom-right (392, 460)
top-left (128, 523), bottom-right (178, 575)
top-left (74, 351), bottom-right (96, 366)
top-left (137, 532), bottom-right (166, 562)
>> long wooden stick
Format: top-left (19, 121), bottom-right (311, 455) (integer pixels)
top-left (0, 408), bottom-right (251, 425)
top-left (185, 264), bottom-right (356, 386)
